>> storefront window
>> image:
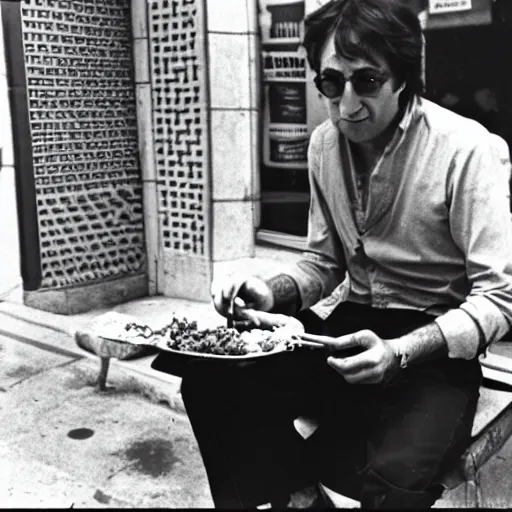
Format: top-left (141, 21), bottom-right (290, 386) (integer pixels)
top-left (258, 0), bottom-right (326, 248)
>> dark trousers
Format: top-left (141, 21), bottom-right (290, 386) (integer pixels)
top-left (181, 303), bottom-right (482, 509)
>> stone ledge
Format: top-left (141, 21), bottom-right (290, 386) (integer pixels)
top-left (23, 273), bottom-right (149, 315)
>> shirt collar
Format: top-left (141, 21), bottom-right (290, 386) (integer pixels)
top-left (399, 95), bottom-right (418, 131)
top-left (384, 95), bottom-right (420, 155)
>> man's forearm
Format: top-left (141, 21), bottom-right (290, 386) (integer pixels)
top-left (265, 274), bottom-right (301, 315)
top-left (390, 322), bottom-right (449, 368)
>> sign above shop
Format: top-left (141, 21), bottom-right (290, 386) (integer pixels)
top-left (426, 0), bottom-right (491, 29)
top-left (428, 0), bottom-right (472, 15)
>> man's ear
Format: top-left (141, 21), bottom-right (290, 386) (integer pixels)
top-left (396, 81), bottom-right (406, 94)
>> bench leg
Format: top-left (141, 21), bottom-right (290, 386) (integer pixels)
top-left (97, 356), bottom-right (110, 391)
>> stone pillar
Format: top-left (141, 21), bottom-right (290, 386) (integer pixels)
top-left (206, 0), bottom-right (260, 262)
top-left (131, 0), bottom-right (158, 296)
top-left (147, 0), bottom-right (213, 302)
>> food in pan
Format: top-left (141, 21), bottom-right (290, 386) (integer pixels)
top-left (122, 316), bottom-right (300, 356)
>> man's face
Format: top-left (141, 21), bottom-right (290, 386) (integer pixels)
top-left (318, 34), bottom-right (403, 144)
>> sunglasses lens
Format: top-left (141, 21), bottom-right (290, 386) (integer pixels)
top-left (315, 71), bottom-right (387, 98)
top-left (318, 76), bottom-right (344, 98)
top-left (352, 75), bottom-right (384, 96)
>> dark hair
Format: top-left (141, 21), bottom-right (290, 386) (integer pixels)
top-left (302, 0), bottom-right (424, 105)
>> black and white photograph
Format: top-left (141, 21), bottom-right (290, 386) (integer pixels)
top-left (1, 0), bottom-right (512, 508)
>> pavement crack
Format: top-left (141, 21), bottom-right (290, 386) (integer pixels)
top-left (106, 460), bottom-right (138, 481)
top-left (9, 357), bottom-right (82, 388)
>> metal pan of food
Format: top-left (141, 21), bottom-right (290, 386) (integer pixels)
top-left (92, 310), bottom-right (324, 367)
top-left (91, 310), bottom-right (369, 366)
top-left (129, 314), bottom-right (324, 361)
top-left (148, 314), bottom-right (327, 377)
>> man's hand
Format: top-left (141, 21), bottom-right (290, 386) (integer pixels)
top-left (210, 275), bottom-right (274, 319)
top-left (326, 329), bottom-right (400, 384)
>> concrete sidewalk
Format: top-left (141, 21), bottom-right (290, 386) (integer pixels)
top-left (0, 325), bottom-right (214, 508)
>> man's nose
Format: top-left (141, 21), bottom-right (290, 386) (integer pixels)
top-left (338, 82), bottom-right (361, 117)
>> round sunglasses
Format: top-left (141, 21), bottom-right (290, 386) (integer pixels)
top-left (314, 68), bottom-right (390, 98)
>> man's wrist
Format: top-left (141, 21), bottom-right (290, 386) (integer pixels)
top-left (265, 274), bottom-right (301, 315)
top-left (390, 322), bottom-right (448, 368)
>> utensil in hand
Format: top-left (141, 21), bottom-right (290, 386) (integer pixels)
top-left (299, 332), bottom-right (364, 357)
top-left (226, 297), bottom-right (235, 328)
top-left (294, 339), bottom-right (325, 350)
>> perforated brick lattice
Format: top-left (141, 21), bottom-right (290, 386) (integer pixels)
top-left (149, 0), bottom-right (207, 255)
top-left (21, 0), bottom-right (146, 289)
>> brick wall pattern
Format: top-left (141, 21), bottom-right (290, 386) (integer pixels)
top-left (148, 0), bottom-right (207, 256)
top-left (20, 0), bottom-right (146, 288)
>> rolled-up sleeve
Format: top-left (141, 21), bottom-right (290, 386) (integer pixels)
top-left (286, 129), bottom-right (346, 310)
top-left (434, 132), bottom-right (512, 359)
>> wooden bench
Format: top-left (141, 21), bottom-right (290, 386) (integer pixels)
top-left (295, 346), bottom-right (512, 508)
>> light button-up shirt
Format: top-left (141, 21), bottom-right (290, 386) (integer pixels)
top-left (287, 97), bottom-right (512, 359)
